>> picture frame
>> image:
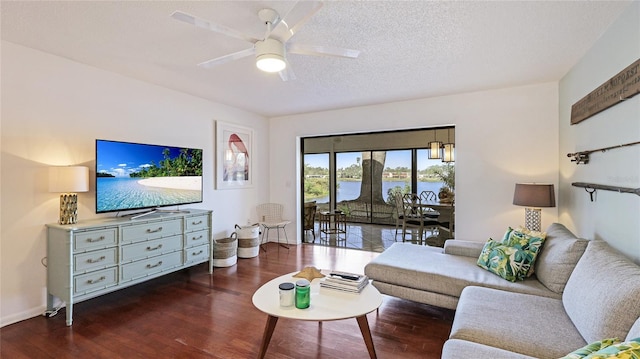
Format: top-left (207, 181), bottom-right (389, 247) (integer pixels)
top-left (216, 121), bottom-right (254, 189)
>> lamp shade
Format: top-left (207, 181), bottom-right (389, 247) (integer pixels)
top-left (49, 166), bottom-right (89, 193)
top-left (428, 141), bottom-right (442, 159)
top-left (513, 183), bottom-right (555, 208)
top-left (442, 143), bottom-right (455, 163)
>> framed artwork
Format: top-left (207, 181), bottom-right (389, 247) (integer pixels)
top-left (216, 121), bottom-right (253, 189)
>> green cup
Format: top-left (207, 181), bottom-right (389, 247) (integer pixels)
top-left (295, 279), bottom-right (310, 309)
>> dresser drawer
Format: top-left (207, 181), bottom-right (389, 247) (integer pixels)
top-left (74, 267), bottom-right (118, 295)
top-left (74, 248), bottom-right (118, 274)
top-left (74, 228), bottom-right (117, 252)
top-left (121, 251), bottom-right (182, 281)
top-left (120, 235), bottom-right (182, 263)
top-left (121, 219), bottom-right (182, 243)
top-left (185, 215), bottom-right (209, 232)
top-left (184, 244), bottom-right (209, 264)
top-left (184, 229), bottom-right (210, 248)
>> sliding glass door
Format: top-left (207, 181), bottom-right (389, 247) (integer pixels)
top-left (303, 153), bottom-right (330, 207)
top-left (302, 127), bottom-right (455, 226)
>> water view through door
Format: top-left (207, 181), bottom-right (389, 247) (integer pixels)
top-left (304, 150), bottom-right (449, 225)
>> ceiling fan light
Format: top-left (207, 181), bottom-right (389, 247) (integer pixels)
top-left (256, 54), bottom-right (286, 72)
top-left (255, 38), bottom-right (286, 73)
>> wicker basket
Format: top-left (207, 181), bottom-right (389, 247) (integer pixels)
top-left (212, 234), bottom-right (237, 267)
top-left (235, 224), bottom-right (260, 258)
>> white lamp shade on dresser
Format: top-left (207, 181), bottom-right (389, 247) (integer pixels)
top-left (49, 166), bottom-right (89, 193)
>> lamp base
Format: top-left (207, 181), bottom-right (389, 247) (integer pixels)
top-left (523, 207), bottom-right (542, 232)
top-left (59, 193), bottom-right (78, 225)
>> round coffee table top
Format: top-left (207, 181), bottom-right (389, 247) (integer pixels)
top-left (252, 271), bottom-right (382, 321)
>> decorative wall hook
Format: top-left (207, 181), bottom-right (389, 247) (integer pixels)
top-left (584, 187), bottom-right (596, 202)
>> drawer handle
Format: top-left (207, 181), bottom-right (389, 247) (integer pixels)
top-left (192, 250), bottom-right (204, 256)
top-left (87, 236), bottom-right (105, 243)
top-left (146, 227), bottom-right (163, 233)
top-left (146, 244), bottom-right (163, 251)
top-left (192, 220), bottom-right (203, 225)
top-left (146, 261), bottom-right (163, 269)
top-left (87, 256), bottom-right (106, 264)
top-left (87, 276), bottom-right (106, 284)
top-left (191, 235), bottom-right (203, 241)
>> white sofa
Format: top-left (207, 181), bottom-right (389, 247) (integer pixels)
top-left (364, 223), bottom-right (640, 358)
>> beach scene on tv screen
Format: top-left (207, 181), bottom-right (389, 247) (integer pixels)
top-left (96, 141), bottom-right (203, 213)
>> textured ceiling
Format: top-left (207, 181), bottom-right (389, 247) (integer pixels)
top-left (0, 1), bottom-right (632, 117)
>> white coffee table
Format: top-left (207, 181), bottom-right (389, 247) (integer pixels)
top-left (252, 271), bottom-right (383, 358)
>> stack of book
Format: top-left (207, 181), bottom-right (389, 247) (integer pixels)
top-left (320, 271), bottom-right (369, 293)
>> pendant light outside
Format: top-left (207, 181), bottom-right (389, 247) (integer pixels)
top-left (428, 141), bottom-right (442, 159)
top-left (442, 143), bottom-right (455, 162)
top-left (442, 128), bottom-right (455, 163)
top-left (427, 129), bottom-right (442, 159)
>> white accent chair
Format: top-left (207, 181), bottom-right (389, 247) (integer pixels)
top-left (256, 203), bottom-right (291, 250)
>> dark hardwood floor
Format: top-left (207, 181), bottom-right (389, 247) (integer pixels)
top-left (0, 243), bottom-right (454, 358)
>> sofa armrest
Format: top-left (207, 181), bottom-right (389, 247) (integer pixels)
top-left (444, 240), bottom-right (485, 258)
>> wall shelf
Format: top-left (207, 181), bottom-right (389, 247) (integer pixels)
top-left (571, 182), bottom-right (640, 201)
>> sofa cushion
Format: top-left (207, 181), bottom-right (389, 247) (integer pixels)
top-left (563, 240), bottom-right (640, 343)
top-left (559, 338), bottom-right (620, 359)
top-left (450, 286), bottom-right (586, 358)
top-left (364, 242), bottom-right (559, 301)
top-left (476, 239), bottom-right (533, 282)
top-left (442, 339), bottom-right (538, 359)
top-left (627, 318), bottom-right (640, 342)
top-left (535, 223), bottom-right (589, 294)
top-left (443, 239), bottom-right (484, 258)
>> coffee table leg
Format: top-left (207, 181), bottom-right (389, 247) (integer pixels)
top-left (356, 315), bottom-right (377, 359)
top-left (258, 315), bottom-right (278, 359)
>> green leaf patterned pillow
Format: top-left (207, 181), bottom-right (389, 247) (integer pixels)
top-left (582, 338), bottom-right (640, 358)
top-left (502, 226), bottom-right (547, 277)
top-left (501, 226), bottom-right (515, 242)
top-left (477, 239), bottom-right (532, 282)
top-left (559, 338), bottom-right (620, 359)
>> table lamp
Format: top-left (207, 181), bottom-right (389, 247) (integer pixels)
top-left (513, 183), bottom-right (555, 232)
top-left (49, 166), bottom-right (89, 225)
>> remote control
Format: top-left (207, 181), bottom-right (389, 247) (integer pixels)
top-left (330, 273), bottom-right (360, 280)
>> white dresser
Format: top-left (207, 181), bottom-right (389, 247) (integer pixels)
top-left (45, 209), bottom-right (212, 325)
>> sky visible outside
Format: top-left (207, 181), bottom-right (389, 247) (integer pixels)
top-left (305, 150), bottom-right (444, 170)
top-left (96, 140), bottom-right (196, 177)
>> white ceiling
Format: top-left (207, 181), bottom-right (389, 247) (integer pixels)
top-left (0, 1), bottom-right (632, 117)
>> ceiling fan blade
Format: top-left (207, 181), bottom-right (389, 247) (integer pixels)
top-left (269, 1), bottom-right (323, 43)
top-left (171, 11), bottom-right (259, 44)
top-left (198, 47), bottom-right (255, 69)
top-left (279, 61), bottom-right (296, 82)
top-left (288, 43), bottom-right (360, 59)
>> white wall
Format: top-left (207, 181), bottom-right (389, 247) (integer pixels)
top-left (0, 41), bottom-right (269, 326)
top-left (559, 1), bottom-right (640, 262)
top-left (270, 82), bottom-right (560, 242)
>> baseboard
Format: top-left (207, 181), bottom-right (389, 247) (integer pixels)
top-left (0, 305), bottom-right (48, 328)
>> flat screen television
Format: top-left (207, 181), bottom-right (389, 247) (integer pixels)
top-left (96, 139), bottom-right (203, 216)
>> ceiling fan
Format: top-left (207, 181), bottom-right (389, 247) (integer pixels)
top-left (171, 1), bottom-right (360, 81)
